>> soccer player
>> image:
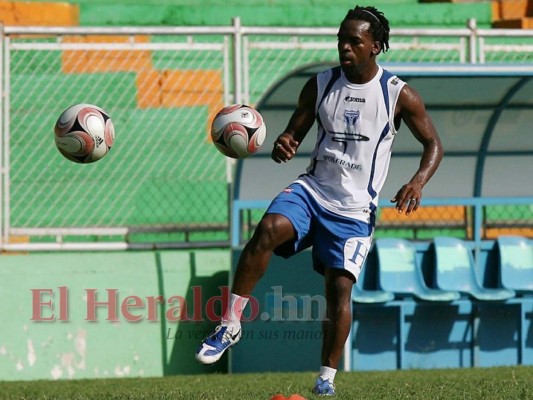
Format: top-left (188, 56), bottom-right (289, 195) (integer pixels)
top-left (196, 5), bottom-right (443, 396)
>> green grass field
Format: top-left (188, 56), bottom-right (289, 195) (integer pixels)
top-left (1, 367), bottom-right (532, 400)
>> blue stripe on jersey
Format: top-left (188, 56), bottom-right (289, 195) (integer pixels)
top-left (367, 70), bottom-right (395, 225)
top-left (318, 66), bottom-right (342, 110)
top-left (309, 66), bottom-right (342, 176)
top-left (379, 69), bottom-right (394, 118)
top-left (367, 123), bottom-right (391, 226)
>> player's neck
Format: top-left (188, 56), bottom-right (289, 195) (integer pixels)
top-left (343, 63), bottom-right (379, 85)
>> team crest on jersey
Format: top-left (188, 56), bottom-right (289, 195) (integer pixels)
top-left (344, 110), bottom-right (359, 127)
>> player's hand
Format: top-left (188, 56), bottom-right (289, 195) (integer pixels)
top-left (272, 134), bottom-right (299, 163)
top-left (390, 182), bottom-right (423, 215)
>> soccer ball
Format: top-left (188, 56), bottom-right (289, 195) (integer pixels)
top-left (211, 104), bottom-right (266, 159)
top-left (54, 103), bottom-right (115, 164)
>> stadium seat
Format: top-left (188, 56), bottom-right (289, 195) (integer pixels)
top-left (352, 249), bottom-right (395, 304)
top-left (375, 238), bottom-right (460, 302)
top-left (496, 235), bottom-right (533, 294)
top-left (432, 237), bottom-right (515, 301)
top-left (352, 283), bottom-right (395, 304)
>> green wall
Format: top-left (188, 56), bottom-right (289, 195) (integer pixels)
top-left (78, 3), bottom-right (492, 28)
top-left (0, 250), bottom-right (230, 380)
top-left (20, 0), bottom-right (493, 28)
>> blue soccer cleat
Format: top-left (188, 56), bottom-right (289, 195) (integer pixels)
top-left (312, 377), bottom-right (336, 396)
top-left (195, 324), bottom-right (241, 365)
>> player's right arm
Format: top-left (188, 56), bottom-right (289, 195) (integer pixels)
top-left (272, 76), bottom-right (317, 163)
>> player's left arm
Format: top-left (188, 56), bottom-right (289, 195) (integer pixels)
top-left (391, 84), bottom-right (444, 215)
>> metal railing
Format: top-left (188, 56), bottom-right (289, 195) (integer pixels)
top-left (0, 19), bottom-right (532, 251)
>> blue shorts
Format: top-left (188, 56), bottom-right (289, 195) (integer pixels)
top-left (265, 183), bottom-right (373, 281)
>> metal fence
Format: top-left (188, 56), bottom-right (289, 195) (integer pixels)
top-left (1, 19), bottom-right (532, 251)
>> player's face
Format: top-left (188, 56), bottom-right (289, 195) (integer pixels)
top-left (337, 19), bottom-right (380, 74)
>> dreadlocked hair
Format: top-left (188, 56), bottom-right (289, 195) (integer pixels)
top-left (343, 6), bottom-right (390, 53)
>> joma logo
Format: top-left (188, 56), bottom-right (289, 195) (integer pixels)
top-left (344, 96), bottom-right (365, 103)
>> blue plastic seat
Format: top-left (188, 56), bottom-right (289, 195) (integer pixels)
top-left (433, 237), bottom-right (515, 301)
top-left (375, 238), bottom-right (460, 302)
top-left (497, 235), bottom-right (533, 294)
top-left (352, 247), bottom-right (395, 304)
top-left (495, 236), bottom-right (533, 364)
top-left (352, 283), bottom-right (395, 304)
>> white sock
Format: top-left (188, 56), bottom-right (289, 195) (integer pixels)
top-left (222, 293), bottom-right (249, 327)
top-left (319, 366), bottom-right (337, 383)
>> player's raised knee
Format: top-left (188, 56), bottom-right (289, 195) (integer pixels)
top-left (254, 214), bottom-right (294, 249)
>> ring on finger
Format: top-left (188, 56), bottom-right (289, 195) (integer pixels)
top-left (275, 143), bottom-right (282, 149)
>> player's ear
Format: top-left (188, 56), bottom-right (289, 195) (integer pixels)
top-left (371, 41), bottom-right (381, 55)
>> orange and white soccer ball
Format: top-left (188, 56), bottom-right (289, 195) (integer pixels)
top-left (211, 104), bottom-right (266, 159)
top-left (54, 103), bottom-right (115, 164)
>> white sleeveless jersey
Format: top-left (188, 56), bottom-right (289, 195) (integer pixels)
top-left (295, 65), bottom-right (406, 225)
